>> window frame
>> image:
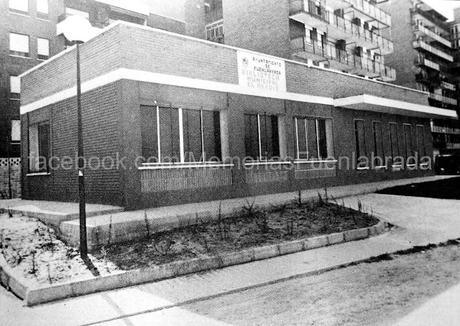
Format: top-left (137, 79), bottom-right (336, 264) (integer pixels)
top-left (36, 0), bottom-right (50, 19)
top-left (244, 113), bottom-right (280, 162)
top-left (372, 120), bottom-right (385, 168)
top-left (9, 32), bottom-right (30, 58)
top-left (9, 0), bottom-right (29, 15)
top-left (9, 75), bottom-right (21, 95)
top-left (37, 37), bottom-right (50, 60)
top-left (354, 119), bottom-right (369, 170)
top-left (28, 121), bottom-right (51, 174)
top-left (141, 105), bottom-right (222, 165)
top-left (294, 116), bottom-right (332, 162)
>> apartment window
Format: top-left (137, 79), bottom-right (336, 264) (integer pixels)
top-left (294, 117), bottom-right (331, 160)
top-left (36, 0), bottom-right (49, 19)
top-left (37, 38), bottom-right (50, 60)
top-left (9, 0), bottom-right (28, 14)
top-left (354, 120), bottom-right (368, 167)
top-left (245, 113), bottom-right (279, 161)
top-left (372, 121), bottom-right (384, 166)
top-left (415, 125), bottom-right (426, 158)
top-left (140, 106), bottom-right (221, 163)
top-left (29, 122), bottom-right (50, 173)
top-left (9, 33), bottom-right (30, 57)
top-left (10, 76), bottom-right (21, 94)
top-left (389, 122), bottom-right (399, 159)
top-left (403, 124), bottom-right (414, 158)
top-left (11, 120), bottom-right (21, 142)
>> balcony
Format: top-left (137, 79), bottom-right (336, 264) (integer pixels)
top-left (291, 36), bottom-right (396, 81)
top-left (429, 93), bottom-right (458, 106)
top-left (414, 23), bottom-right (452, 48)
top-left (342, 0), bottom-right (391, 26)
top-left (441, 81), bottom-right (456, 91)
top-left (415, 55), bottom-right (440, 71)
top-left (289, 0), bottom-right (394, 55)
top-left (413, 40), bottom-right (453, 62)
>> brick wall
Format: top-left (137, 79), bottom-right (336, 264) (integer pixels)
top-left (21, 83), bottom-right (122, 204)
top-left (147, 13), bottom-right (186, 35)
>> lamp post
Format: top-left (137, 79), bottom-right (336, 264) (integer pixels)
top-left (59, 15), bottom-right (95, 258)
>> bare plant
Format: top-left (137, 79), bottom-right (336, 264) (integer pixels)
top-left (297, 190), bottom-right (302, 208)
top-left (47, 263), bottom-right (52, 284)
top-left (144, 211), bottom-right (150, 238)
top-left (101, 246), bottom-right (109, 272)
top-left (107, 215), bottom-right (113, 246)
top-left (217, 202), bottom-right (224, 241)
top-left (29, 249), bottom-right (37, 276)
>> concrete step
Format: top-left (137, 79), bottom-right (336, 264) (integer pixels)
top-left (58, 175), bottom-right (455, 250)
top-left (0, 199), bottom-right (124, 227)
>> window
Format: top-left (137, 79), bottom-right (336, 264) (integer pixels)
top-left (28, 122), bottom-right (50, 173)
top-left (415, 125), bottom-right (426, 158)
top-left (389, 122), bottom-right (399, 159)
top-left (10, 76), bottom-right (21, 94)
top-left (354, 120), bottom-right (368, 167)
top-left (245, 113), bottom-right (279, 161)
top-left (9, 0), bottom-right (28, 14)
top-left (140, 106), bottom-right (221, 163)
top-left (403, 124), bottom-right (414, 158)
top-left (9, 33), bottom-right (30, 57)
top-left (372, 121), bottom-right (384, 166)
top-left (36, 0), bottom-right (49, 19)
top-left (11, 120), bottom-right (21, 142)
top-left (294, 117), bottom-right (331, 160)
top-left (37, 38), bottom-right (50, 60)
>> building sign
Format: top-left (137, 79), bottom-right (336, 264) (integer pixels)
top-left (237, 50), bottom-right (286, 93)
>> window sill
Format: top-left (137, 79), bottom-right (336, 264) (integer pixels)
top-left (139, 163), bottom-right (233, 170)
top-left (374, 165), bottom-right (387, 170)
top-left (294, 159), bottom-right (338, 164)
top-left (27, 172), bottom-right (51, 177)
top-left (357, 166), bottom-right (370, 171)
top-left (391, 165), bottom-right (404, 171)
top-left (9, 10), bottom-right (30, 18)
top-left (9, 54), bottom-right (32, 60)
top-left (244, 161), bottom-right (292, 166)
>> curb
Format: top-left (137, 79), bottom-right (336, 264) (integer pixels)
top-left (0, 221), bottom-right (389, 306)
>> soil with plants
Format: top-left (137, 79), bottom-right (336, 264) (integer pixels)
top-left (96, 195), bottom-right (379, 270)
top-left (0, 213), bottom-right (118, 286)
top-left (0, 195), bottom-right (379, 286)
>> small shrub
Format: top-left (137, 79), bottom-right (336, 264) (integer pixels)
top-left (144, 211), bottom-right (150, 238)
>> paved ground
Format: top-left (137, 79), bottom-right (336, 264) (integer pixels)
top-left (1, 186), bottom-right (460, 325)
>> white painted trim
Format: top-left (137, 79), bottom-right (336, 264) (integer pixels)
top-left (334, 94), bottom-right (458, 119)
top-left (21, 68), bottom-right (334, 114)
top-left (139, 163), bottom-right (234, 170)
top-left (244, 161), bottom-right (292, 166)
top-left (294, 160), bottom-right (338, 164)
top-left (26, 172), bottom-right (51, 177)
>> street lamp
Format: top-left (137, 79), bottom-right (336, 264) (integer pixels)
top-left (59, 15), bottom-right (96, 258)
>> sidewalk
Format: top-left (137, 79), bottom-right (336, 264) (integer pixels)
top-left (2, 188), bottom-right (460, 325)
top-left (59, 175), bottom-right (454, 248)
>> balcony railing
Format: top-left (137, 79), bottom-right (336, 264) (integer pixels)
top-left (429, 93), bottom-right (458, 106)
top-left (415, 55), bottom-right (440, 71)
top-left (343, 0), bottom-right (391, 26)
top-left (414, 23), bottom-right (452, 48)
top-left (291, 37), bottom-right (396, 80)
top-left (290, 0), bottom-right (394, 54)
top-left (413, 40), bottom-right (454, 62)
top-left (441, 81), bottom-right (456, 91)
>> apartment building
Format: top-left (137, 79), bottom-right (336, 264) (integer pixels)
top-left (0, 0), bottom-right (60, 158)
top-left (19, 22), bottom-right (455, 208)
top-left (199, 0), bottom-right (396, 81)
top-left (383, 0), bottom-right (459, 152)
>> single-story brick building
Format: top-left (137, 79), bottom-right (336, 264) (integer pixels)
top-left (19, 22), bottom-right (457, 209)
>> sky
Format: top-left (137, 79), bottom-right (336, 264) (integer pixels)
top-left (422, 0), bottom-right (460, 21)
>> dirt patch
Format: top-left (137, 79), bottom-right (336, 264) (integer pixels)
top-left (377, 176), bottom-right (460, 200)
top-left (0, 214), bottom-right (117, 286)
top-left (97, 199), bottom-right (379, 270)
